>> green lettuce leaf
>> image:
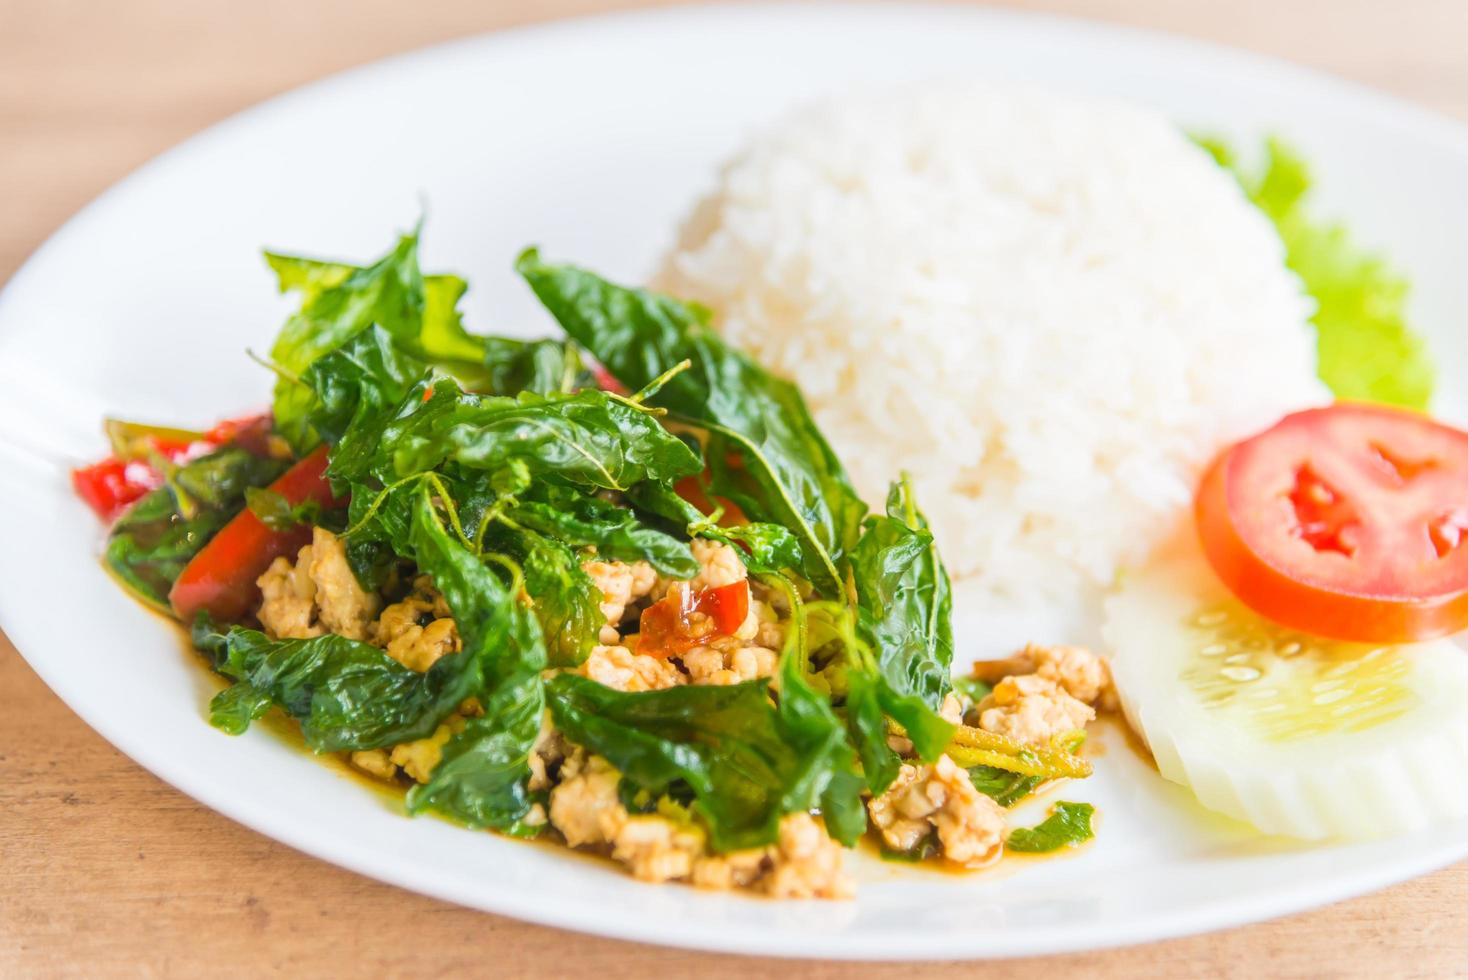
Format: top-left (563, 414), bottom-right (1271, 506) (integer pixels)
top-left (1201, 137), bottom-right (1434, 409)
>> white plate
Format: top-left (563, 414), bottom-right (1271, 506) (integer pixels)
top-left (2, 3), bottom-right (1467, 961)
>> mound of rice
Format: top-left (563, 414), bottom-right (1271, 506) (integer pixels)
top-left (659, 83), bottom-right (1330, 628)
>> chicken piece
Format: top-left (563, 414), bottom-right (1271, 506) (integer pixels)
top-left (256, 552), bottom-right (321, 640)
top-left (868, 755), bottom-right (1006, 865)
top-left (753, 601), bottom-right (785, 651)
top-left (760, 813), bottom-right (853, 899)
top-left (349, 749), bottom-right (397, 781)
top-left (579, 644), bottom-right (685, 692)
top-left (611, 816), bottom-right (707, 884)
top-left (549, 755), bottom-right (627, 848)
top-left (307, 527), bottom-right (379, 641)
top-left (940, 692), bottom-right (964, 724)
top-left (254, 528), bottom-right (381, 641)
top-left (971, 644), bottom-right (1114, 707)
top-left (688, 538), bottom-right (747, 591)
top-left (389, 720), bottom-right (460, 784)
top-left (582, 559), bottom-right (659, 642)
top-left (373, 581), bottom-right (461, 673)
top-left (1028, 644), bottom-right (1115, 709)
top-left (977, 674), bottom-right (1095, 746)
top-left (690, 848), bottom-right (771, 891)
top-left (680, 640), bottom-right (778, 686)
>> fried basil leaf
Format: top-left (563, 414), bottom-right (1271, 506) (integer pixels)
top-left (545, 575), bottom-right (865, 852)
top-left (850, 478), bottom-right (956, 766)
top-left (508, 484), bottom-right (696, 578)
top-left (105, 447), bottom-right (284, 611)
top-left (624, 481), bottom-right (803, 576)
top-left (196, 492), bottom-right (543, 772)
top-left (480, 337), bottom-right (589, 396)
top-left (244, 487), bottom-right (323, 531)
top-left (516, 249), bottom-right (865, 596)
top-left (967, 766), bottom-right (1042, 808)
top-left (371, 380), bottom-right (702, 492)
top-left (480, 520), bottom-right (603, 668)
top-left (303, 325), bottom-right (428, 451)
top-left (1005, 801), bottom-right (1096, 853)
top-left (265, 230), bottom-right (502, 450)
top-left (266, 237), bottom-right (428, 451)
top-left (404, 492), bottom-right (548, 830)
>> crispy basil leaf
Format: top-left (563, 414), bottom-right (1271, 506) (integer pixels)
top-left (1006, 801), bottom-right (1095, 853)
top-left (105, 447), bottom-right (284, 611)
top-left (481, 520), bottom-right (603, 668)
top-left (545, 574), bottom-right (866, 851)
top-left (480, 337), bottom-right (589, 395)
top-left (967, 766), bottom-right (1042, 807)
top-left (516, 249), bottom-right (865, 596)
top-left (245, 487), bottom-right (322, 531)
top-left (266, 237), bottom-right (427, 450)
top-left (851, 479), bottom-right (956, 767)
top-left (546, 671), bottom-right (852, 852)
top-left (404, 492), bottom-right (547, 830)
top-left (772, 633), bottom-right (868, 847)
top-left (265, 230), bottom-right (501, 450)
top-left (508, 484), bottom-right (696, 578)
top-left (196, 491), bottom-right (543, 775)
top-left (371, 380), bottom-right (702, 492)
top-left (303, 325), bottom-right (428, 451)
top-left (624, 482), bottom-right (802, 576)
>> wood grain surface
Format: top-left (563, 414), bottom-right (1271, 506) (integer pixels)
top-left (4, 1), bottom-right (1468, 976)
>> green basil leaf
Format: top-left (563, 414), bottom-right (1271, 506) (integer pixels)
top-left (105, 447), bottom-right (284, 612)
top-left (967, 766), bottom-right (1042, 807)
top-left (405, 492), bottom-right (548, 830)
top-left (480, 337), bottom-right (589, 395)
top-left (516, 249), bottom-right (865, 596)
top-left (849, 478), bottom-right (956, 769)
top-left (245, 487), bottom-right (322, 532)
top-left (372, 380), bottom-right (702, 492)
top-left (508, 484), bottom-right (696, 578)
top-left (1006, 801), bottom-right (1095, 853)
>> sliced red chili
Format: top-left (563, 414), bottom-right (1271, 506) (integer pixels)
top-left (636, 580), bottom-right (750, 659)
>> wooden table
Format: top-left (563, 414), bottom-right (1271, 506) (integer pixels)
top-left (4, 1), bottom-right (1468, 975)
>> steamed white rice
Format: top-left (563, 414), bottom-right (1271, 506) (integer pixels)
top-left (659, 82), bottom-right (1330, 620)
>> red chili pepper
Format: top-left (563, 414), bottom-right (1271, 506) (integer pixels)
top-left (168, 444), bottom-right (342, 624)
top-left (71, 459), bottom-right (158, 521)
top-left (73, 413), bottom-right (271, 522)
top-left (636, 580), bottom-right (750, 659)
top-left (591, 363), bottom-right (628, 395)
top-left (673, 476), bottom-right (749, 527)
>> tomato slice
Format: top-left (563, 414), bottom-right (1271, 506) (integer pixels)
top-left (1196, 403), bottom-right (1468, 643)
top-left (636, 581), bottom-right (751, 658)
top-left (168, 445), bottom-right (342, 624)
